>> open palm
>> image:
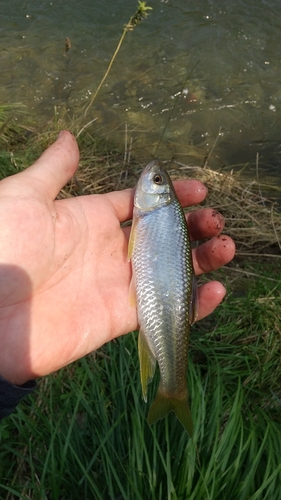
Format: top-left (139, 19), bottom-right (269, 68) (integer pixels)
top-left (0, 131), bottom-right (235, 385)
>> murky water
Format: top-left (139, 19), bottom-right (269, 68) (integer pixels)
top-left (1, 0), bottom-right (281, 180)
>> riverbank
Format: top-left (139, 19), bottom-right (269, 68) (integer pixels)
top-left (0, 118), bottom-right (280, 499)
top-left (1, 112), bottom-right (280, 258)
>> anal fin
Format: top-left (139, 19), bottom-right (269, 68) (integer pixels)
top-left (138, 329), bottom-right (156, 403)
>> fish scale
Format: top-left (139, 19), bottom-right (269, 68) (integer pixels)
top-left (128, 160), bottom-right (197, 436)
top-left (132, 201), bottom-right (192, 394)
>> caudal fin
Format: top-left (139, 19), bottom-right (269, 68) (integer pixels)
top-left (147, 390), bottom-right (193, 436)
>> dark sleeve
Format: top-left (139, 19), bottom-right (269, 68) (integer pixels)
top-left (0, 375), bottom-right (36, 420)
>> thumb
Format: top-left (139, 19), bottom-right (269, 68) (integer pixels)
top-left (1, 130), bottom-right (80, 200)
top-left (26, 130), bottom-right (80, 200)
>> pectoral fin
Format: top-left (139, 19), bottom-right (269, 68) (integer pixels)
top-left (138, 329), bottom-right (156, 402)
top-left (127, 215), bottom-right (139, 261)
top-left (128, 273), bottom-right (137, 307)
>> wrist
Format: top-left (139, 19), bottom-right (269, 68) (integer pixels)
top-left (0, 362), bottom-right (33, 386)
top-left (0, 372), bottom-right (30, 386)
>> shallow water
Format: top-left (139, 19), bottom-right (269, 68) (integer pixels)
top-left (1, 0), bottom-right (281, 180)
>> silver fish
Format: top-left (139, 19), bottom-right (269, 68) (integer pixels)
top-left (128, 160), bottom-right (197, 435)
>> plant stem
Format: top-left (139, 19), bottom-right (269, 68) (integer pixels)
top-left (84, 1), bottom-right (152, 117)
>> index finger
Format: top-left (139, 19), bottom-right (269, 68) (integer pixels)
top-left (105, 179), bottom-right (207, 223)
top-left (173, 179), bottom-right (208, 208)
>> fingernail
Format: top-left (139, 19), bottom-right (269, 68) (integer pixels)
top-left (57, 130), bottom-right (65, 139)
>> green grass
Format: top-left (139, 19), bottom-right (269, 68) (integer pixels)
top-left (0, 120), bottom-right (280, 499)
top-left (0, 271), bottom-right (280, 500)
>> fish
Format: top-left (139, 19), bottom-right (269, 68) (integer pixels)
top-left (128, 160), bottom-right (198, 436)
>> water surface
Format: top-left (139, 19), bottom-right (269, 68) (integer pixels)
top-left (1, 0), bottom-right (280, 179)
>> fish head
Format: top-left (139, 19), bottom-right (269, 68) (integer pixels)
top-left (134, 160), bottom-right (176, 212)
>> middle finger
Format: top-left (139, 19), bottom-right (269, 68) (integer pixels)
top-left (187, 207), bottom-right (225, 240)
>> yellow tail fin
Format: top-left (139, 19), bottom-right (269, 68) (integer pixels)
top-left (147, 390), bottom-right (193, 436)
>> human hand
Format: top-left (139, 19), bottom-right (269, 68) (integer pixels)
top-left (0, 131), bottom-right (235, 385)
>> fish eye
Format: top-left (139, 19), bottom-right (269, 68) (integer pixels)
top-left (153, 174), bottom-right (163, 184)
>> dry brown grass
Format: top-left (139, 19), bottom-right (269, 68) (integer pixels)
top-left (1, 99), bottom-right (281, 262)
top-left (173, 163), bottom-right (281, 258)
top-left (60, 140), bottom-right (281, 260)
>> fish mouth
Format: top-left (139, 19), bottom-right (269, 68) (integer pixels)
top-left (145, 160), bottom-right (161, 171)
